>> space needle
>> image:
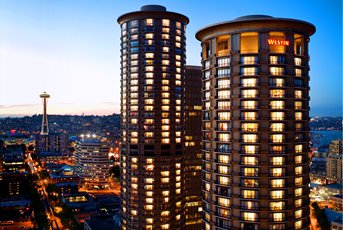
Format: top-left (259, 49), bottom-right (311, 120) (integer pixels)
top-left (39, 91), bottom-right (50, 135)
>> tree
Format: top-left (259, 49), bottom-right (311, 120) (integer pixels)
top-left (110, 165), bottom-right (120, 178)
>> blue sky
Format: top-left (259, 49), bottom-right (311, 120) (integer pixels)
top-left (0, 0), bottom-right (341, 116)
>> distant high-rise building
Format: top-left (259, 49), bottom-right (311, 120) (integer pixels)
top-left (36, 132), bottom-right (68, 154)
top-left (184, 65), bottom-right (202, 229)
top-left (327, 140), bottom-right (342, 183)
top-left (118, 5), bottom-right (189, 229)
top-left (75, 135), bottom-right (112, 189)
top-left (196, 15), bottom-right (315, 229)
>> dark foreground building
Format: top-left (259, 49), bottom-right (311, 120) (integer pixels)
top-left (184, 65), bottom-right (203, 229)
top-left (196, 15), bottom-right (315, 229)
top-left (118, 5), bottom-right (190, 230)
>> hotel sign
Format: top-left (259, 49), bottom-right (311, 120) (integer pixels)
top-left (267, 38), bottom-right (290, 46)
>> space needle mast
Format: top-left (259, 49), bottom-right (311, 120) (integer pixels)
top-left (40, 91), bottom-right (50, 135)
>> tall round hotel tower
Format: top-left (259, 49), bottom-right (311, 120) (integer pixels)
top-left (196, 15), bottom-right (315, 230)
top-left (118, 5), bottom-right (189, 230)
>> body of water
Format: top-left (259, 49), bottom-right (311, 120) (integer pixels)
top-left (310, 130), bottom-right (342, 148)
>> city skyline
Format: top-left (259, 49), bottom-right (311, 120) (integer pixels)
top-left (0, 0), bottom-right (342, 117)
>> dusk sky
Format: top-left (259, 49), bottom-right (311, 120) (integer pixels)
top-left (0, 0), bottom-right (341, 117)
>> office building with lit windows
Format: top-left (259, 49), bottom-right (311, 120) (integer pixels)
top-left (75, 135), bottom-right (112, 189)
top-left (184, 65), bottom-right (203, 229)
top-left (118, 5), bottom-right (189, 229)
top-left (196, 15), bottom-right (315, 229)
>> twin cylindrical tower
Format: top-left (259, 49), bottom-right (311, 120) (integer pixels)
top-left (118, 6), bottom-right (316, 230)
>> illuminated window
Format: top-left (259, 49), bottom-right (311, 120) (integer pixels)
top-left (217, 79), bottom-right (230, 88)
top-left (295, 199), bottom-right (302, 208)
top-left (218, 90), bottom-right (230, 99)
top-left (162, 19), bottom-right (170, 26)
top-left (270, 123), bottom-right (284, 132)
top-left (218, 57), bottom-right (230, 67)
top-left (145, 33), bottom-right (154, 39)
top-left (146, 18), bottom-right (153, 26)
top-left (215, 102), bottom-right (229, 112)
top-left (294, 34), bottom-right (304, 55)
top-left (161, 105), bottom-right (169, 111)
top-left (241, 56), bottom-right (258, 64)
top-left (242, 156), bottom-right (258, 165)
top-left (244, 145), bottom-right (258, 154)
top-left (145, 106), bottom-right (154, 111)
top-left (162, 46), bottom-right (169, 53)
top-left (270, 179), bottom-right (285, 188)
top-left (295, 177), bottom-right (303, 186)
top-left (145, 99), bottom-right (154, 104)
top-left (272, 212), bottom-right (285, 221)
top-left (270, 67), bottom-right (284, 76)
top-left (295, 188), bottom-right (302, 197)
top-left (162, 86), bottom-right (170, 91)
top-left (162, 132), bottom-right (170, 137)
top-left (145, 53), bottom-right (154, 58)
top-left (271, 168), bottom-right (284, 177)
top-left (219, 176), bottom-right (230, 185)
top-left (241, 89), bottom-right (258, 98)
top-left (271, 156), bottom-right (284, 165)
top-left (218, 133), bottom-right (230, 142)
top-left (295, 101), bottom-right (302, 110)
top-left (242, 112), bottom-right (257, 120)
top-left (145, 72), bottom-right (154, 78)
top-left (143, 132), bottom-right (154, 138)
top-left (217, 112), bottom-right (230, 120)
top-left (294, 57), bottom-right (302, 66)
top-left (295, 112), bottom-right (302, 120)
top-left (242, 212), bottom-right (258, 221)
top-left (145, 178), bottom-right (154, 184)
top-left (218, 165), bottom-right (229, 174)
top-left (145, 164), bottom-right (154, 171)
top-left (131, 210), bottom-right (137, 216)
top-left (162, 99), bottom-right (170, 105)
top-left (270, 134), bottom-right (284, 143)
top-left (270, 55), bottom-right (285, 64)
top-left (270, 190), bottom-right (284, 199)
top-left (270, 78), bottom-right (285, 87)
top-left (242, 190), bottom-right (257, 199)
top-left (242, 134), bottom-right (258, 143)
top-left (160, 125), bottom-right (170, 132)
top-left (218, 155), bottom-right (229, 163)
top-left (270, 201), bottom-right (285, 211)
top-left (162, 119), bottom-right (169, 124)
top-left (243, 167), bottom-right (258, 176)
top-left (161, 178), bottom-right (170, 183)
top-left (162, 138), bottom-right (170, 144)
top-left (295, 220), bottom-right (302, 229)
top-left (145, 66), bottom-right (154, 72)
top-left (295, 68), bottom-right (302, 77)
top-left (241, 32), bottom-right (258, 53)
top-left (270, 112), bottom-right (284, 120)
top-left (241, 78), bottom-right (257, 87)
top-left (241, 67), bottom-right (258, 76)
top-left (295, 155), bottom-right (303, 164)
top-left (295, 166), bottom-right (303, 175)
top-left (241, 100), bottom-right (258, 109)
top-left (146, 198), bottom-right (154, 204)
top-left (295, 90), bottom-right (302, 99)
top-left (270, 89), bottom-right (285, 98)
top-left (161, 224), bottom-right (169, 229)
top-left (241, 123), bottom-right (258, 132)
top-left (218, 197), bottom-right (230, 207)
top-left (241, 179), bottom-right (258, 187)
